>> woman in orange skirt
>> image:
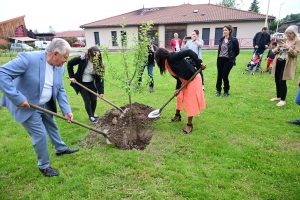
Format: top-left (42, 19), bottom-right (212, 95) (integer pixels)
top-left (154, 48), bottom-right (206, 134)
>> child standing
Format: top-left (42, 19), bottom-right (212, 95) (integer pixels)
top-left (265, 42), bottom-right (277, 72)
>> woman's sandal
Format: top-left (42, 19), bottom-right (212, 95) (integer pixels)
top-left (181, 123), bottom-right (193, 134)
top-left (169, 114), bottom-right (181, 123)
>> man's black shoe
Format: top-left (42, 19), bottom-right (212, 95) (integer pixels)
top-left (56, 148), bottom-right (79, 156)
top-left (216, 91), bottom-right (221, 97)
top-left (39, 167), bottom-right (59, 177)
top-left (286, 120), bottom-right (300, 125)
top-left (223, 92), bottom-right (229, 97)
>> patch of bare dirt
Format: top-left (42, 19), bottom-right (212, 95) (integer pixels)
top-left (81, 102), bottom-right (158, 150)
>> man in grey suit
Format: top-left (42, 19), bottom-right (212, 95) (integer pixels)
top-left (0, 38), bottom-right (79, 177)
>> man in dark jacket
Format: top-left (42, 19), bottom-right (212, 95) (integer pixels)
top-left (253, 27), bottom-right (271, 54)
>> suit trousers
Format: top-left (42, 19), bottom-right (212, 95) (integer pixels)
top-left (21, 103), bottom-right (68, 169)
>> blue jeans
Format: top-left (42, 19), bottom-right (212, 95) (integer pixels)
top-left (21, 103), bottom-right (68, 169)
top-left (138, 61), bottom-right (154, 88)
top-left (247, 63), bottom-right (256, 71)
top-left (295, 88), bottom-right (300, 120)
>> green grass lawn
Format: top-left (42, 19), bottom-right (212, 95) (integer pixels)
top-left (0, 50), bottom-right (300, 199)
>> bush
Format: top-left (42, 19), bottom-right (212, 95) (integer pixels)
top-left (65, 37), bottom-right (78, 46)
top-left (27, 43), bottom-right (35, 48)
top-left (0, 43), bottom-right (10, 50)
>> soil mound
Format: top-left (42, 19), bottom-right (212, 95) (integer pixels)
top-left (81, 102), bottom-right (158, 150)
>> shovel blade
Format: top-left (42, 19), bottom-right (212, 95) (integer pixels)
top-left (148, 109), bottom-right (161, 118)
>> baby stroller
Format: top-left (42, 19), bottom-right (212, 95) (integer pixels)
top-left (242, 50), bottom-right (264, 75)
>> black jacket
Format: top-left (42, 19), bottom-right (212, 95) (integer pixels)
top-left (147, 44), bottom-right (157, 63)
top-left (253, 32), bottom-right (271, 49)
top-left (167, 49), bottom-right (203, 89)
top-left (217, 36), bottom-right (240, 62)
top-left (67, 55), bottom-right (104, 94)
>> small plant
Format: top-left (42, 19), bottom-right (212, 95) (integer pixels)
top-left (92, 51), bottom-right (105, 80)
top-left (101, 20), bottom-right (157, 115)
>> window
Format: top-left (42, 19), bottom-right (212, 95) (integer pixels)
top-left (94, 32), bottom-right (100, 45)
top-left (147, 30), bottom-right (158, 46)
top-left (165, 25), bottom-right (186, 48)
top-left (121, 31), bottom-right (127, 46)
top-left (111, 31), bottom-right (117, 46)
top-left (202, 28), bottom-right (210, 46)
top-left (233, 27), bottom-right (237, 38)
top-left (214, 28), bottom-right (223, 45)
top-left (214, 27), bottom-right (237, 45)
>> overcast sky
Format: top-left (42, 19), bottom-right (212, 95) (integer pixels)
top-left (0, 0), bottom-right (298, 33)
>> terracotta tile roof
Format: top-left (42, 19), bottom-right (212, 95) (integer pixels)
top-left (0, 16), bottom-right (25, 25)
top-left (54, 30), bottom-right (85, 38)
top-left (81, 4), bottom-right (275, 28)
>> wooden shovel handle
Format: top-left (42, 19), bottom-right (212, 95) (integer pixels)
top-left (29, 103), bottom-right (108, 138)
top-left (159, 68), bottom-right (202, 113)
top-left (68, 77), bottom-right (124, 113)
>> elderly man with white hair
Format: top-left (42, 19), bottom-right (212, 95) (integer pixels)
top-left (0, 38), bottom-right (79, 177)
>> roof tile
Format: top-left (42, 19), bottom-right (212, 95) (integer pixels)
top-left (81, 4), bottom-right (275, 28)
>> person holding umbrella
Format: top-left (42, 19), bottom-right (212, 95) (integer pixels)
top-left (154, 48), bottom-right (206, 134)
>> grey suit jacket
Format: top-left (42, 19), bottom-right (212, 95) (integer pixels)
top-left (0, 51), bottom-right (71, 123)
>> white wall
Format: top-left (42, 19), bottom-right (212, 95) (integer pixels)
top-left (84, 27), bottom-right (138, 49)
top-left (84, 21), bottom-right (268, 49)
top-left (187, 21), bottom-right (266, 48)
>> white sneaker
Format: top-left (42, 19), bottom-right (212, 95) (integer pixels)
top-left (270, 97), bottom-right (281, 101)
top-left (202, 85), bottom-right (205, 91)
top-left (89, 117), bottom-right (98, 124)
top-left (93, 114), bottom-right (99, 119)
top-left (276, 101), bottom-right (286, 107)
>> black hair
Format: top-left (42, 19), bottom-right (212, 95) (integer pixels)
top-left (272, 42), bottom-right (277, 46)
top-left (193, 29), bottom-right (199, 35)
top-left (262, 27), bottom-right (268, 30)
top-left (154, 48), bottom-right (170, 75)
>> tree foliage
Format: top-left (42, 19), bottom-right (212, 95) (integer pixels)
top-left (248, 0), bottom-right (260, 13)
top-left (216, 0), bottom-right (244, 9)
top-left (269, 13), bottom-right (300, 33)
top-left (65, 37), bottom-right (78, 46)
top-left (49, 26), bottom-right (55, 34)
top-left (101, 20), bottom-right (157, 112)
top-left (281, 13), bottom-right (300, 22)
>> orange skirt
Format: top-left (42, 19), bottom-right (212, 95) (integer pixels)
top-left (176, 74), bottom-right (206, 116)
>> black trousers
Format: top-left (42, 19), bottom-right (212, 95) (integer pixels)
top-left (79, 81), bottom-right (97, 118)
top-left (216, 57), bottom-right (233, 92)
top-left (274, 60), bottom-right (287, 101)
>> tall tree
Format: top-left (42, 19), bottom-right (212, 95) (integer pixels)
top-left (49, 26), bottom-right (55, 34)
top-left (216, 0), bottom-right (244, 9)
top-left (281, 13), bottom-right (300, 22)
top-left (249, 0), bottom-right (260, 13)
top-left (216, 0), bottom-right (235, 8)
